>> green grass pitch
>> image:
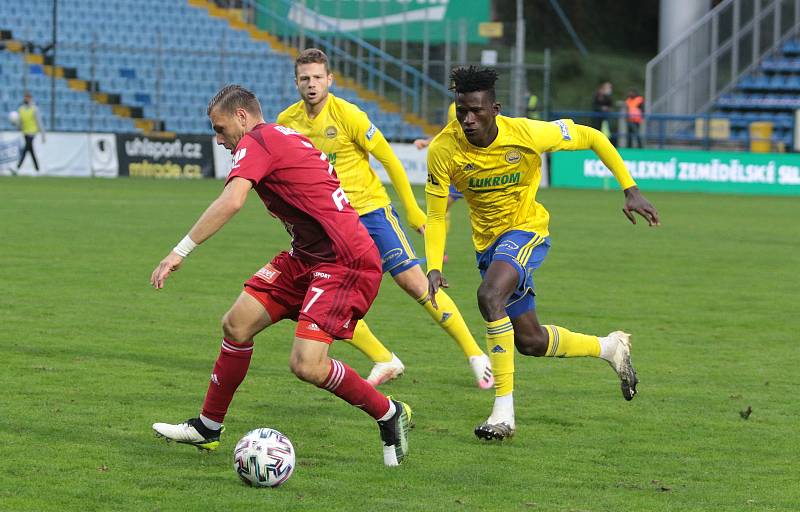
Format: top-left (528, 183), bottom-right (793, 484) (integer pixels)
top-left (1, 177), bottom-right (797, 511)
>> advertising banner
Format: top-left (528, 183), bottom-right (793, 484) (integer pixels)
top-left (117, 134), bottom-right (215, 178)
top-left (2, 132), bottom-right (92, 176)
top-left (89, 134), bottom-right (119, 178)
top-left (257, 0), bottom-right (490, 43)
top-left (370, 143), bottom-right (428, 185)
top-left (0, 132), bottom-right (20, 174)
top-left (551, 148), bottom-right (800, 195)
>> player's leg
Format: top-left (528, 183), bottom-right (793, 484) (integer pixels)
top-left (152, 290), bottom-right (279, 450)
top-left (29, 136), bottom-right (40, 171)
top-left (16, 136), bottom-right (29, 169)
top-left (365, 204), bottom-right (492, 388)
top-left (153, 254), bottom-right (297, 450)
top-left (350, 319), bottom-right (405, 387)
top-left (294, 256), bottom-right (411, 466)
top-left (474, 259), bottom-right (520, 440)
top-left (289, 333), bottom-right (411, 466)
top-left (393, 264), bottom-right (493, 389)
top-left (512, 309), bottom-right (638, 401)
top-left (498, 234), bottom-right (637, 401)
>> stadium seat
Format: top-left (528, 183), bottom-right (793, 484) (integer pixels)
top-left (1, 0), bottom-right (428, 138)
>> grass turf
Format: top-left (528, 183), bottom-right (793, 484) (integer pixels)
top-left (1, 177), bottom-right (797, 511)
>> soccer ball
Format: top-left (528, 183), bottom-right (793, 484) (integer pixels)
top-left (8, 111), bottom-right (19, 127)
top-left (233, 428), bottom-right (295, 488)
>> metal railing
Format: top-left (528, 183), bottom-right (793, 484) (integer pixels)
top-left (645, 0), bottom-right (800, 123)
top-left (236, 0), bottom-right (453, 123)
top-left (550, 110), bottom-right (795, 151)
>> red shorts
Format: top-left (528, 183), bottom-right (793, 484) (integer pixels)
top-left (243, 249), bottom-right (382, 340)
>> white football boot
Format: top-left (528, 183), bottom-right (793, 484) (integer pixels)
top-left (602, 331), bottom-right (639, 401)
top-left (152, 418), bottom-right (224, 451)
top-left (367, 353), bottom-right (405, 386)
top-left (469, 354), bottom-right (495, 390)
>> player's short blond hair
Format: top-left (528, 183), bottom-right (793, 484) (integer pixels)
top-left (295, 48), bottom-right (330, 75)
top-left (207, 84), bottom-right (262, 117)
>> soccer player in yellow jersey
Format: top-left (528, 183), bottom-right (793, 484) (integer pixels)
top-left (278, 49), bottom-right (494, 389)
top-left (425, 66), bottom-right (660, 440)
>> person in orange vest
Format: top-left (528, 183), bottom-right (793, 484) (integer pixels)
top-left (625, 89), bottom-right (644, 148)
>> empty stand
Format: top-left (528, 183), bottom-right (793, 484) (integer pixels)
top-left (0, 0), bottom-right (426, 139)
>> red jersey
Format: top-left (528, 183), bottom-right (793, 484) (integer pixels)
top-left (226, 123), bottom-right (375, 264)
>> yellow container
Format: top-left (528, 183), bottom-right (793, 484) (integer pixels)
top-left (749, 121), bottom-right (773, 153)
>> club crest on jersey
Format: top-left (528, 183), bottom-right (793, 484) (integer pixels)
top-left (325, 126), bottom-right (338, 139)
top-left (504, 149), bottom-right (522, 164)
top-left (255, 264), bottom-right (281, 284)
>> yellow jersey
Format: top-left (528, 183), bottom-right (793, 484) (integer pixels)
top-left (277, 94), bottom-right (391, 216)
top-left (426, 116), bottom-right (636, 252)
top-left (447, 102), bottom-right (456, 124)
top-left (18, 104), bottom-right (41, 135)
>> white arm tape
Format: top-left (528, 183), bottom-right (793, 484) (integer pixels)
top-left (173, 235), bottom-right (197, 258)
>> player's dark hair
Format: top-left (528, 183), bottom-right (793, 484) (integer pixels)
top-left (295, 48), bottom-right (330, 75)
top-left (449, 66), bottom-right (498, 102)
top-left (207, 84), bottom-right (263, 117)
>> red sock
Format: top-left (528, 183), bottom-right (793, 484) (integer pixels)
top-left (320, 359), bottom-right (391, 420)
top-left (200, 338), bottom-right (254, 423)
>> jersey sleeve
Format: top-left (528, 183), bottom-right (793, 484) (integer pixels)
top-left (524, 119), bottom-right (587, 153)
top-left (424, 139), bottom-right (452, 197)
top-left (225, 133), bottom-right (274, 186)
top-left (340, 102), bottom-right (383, 153)
top-left (527, 118), bottom-right (636, 190)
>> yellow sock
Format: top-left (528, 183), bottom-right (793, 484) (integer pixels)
top-left (418, 290), bottom-right (483, 358)
top-left (543, 325), bottom-right (601, 357)
top-left (344, 320), bottom-right (394, 363)
top-left (486, 317), bottom-right (515, 396)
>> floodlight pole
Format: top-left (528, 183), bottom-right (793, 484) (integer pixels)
top-left (514, 0), bottom-right (525, 117)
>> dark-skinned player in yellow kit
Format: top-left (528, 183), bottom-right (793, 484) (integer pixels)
top-left (425, 66), bottom-right (660, 440)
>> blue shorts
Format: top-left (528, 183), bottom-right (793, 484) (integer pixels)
top-left (359, 205), bottom-right (420, 276)
top-left (476, 230), bottom-right (551, 318)
top-left (449, 184), bottom-right (464, 200)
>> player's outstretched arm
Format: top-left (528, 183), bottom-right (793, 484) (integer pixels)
top-left (150, 177), bottom-right (252, 289)
top-left (571, 124), bottom-right (660, 227)
top-left (424, 192), bottom-right (449, 309)
top-left (622, 186), bottom-right (660, 226)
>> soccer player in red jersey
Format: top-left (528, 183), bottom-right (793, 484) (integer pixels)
top-left (150, 85), bottom-right (411, 467)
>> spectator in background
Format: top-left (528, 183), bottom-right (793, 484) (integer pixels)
top-left (526, 90), bottom-right (541, 120)
top-left (591, 81), bottom-right (615, 145)
top-left (17, 92), bottom-right (45, 172)
top-left (625, 88), bottom-right (644, 148)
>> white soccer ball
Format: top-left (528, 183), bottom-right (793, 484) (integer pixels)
top-left (8, 111), bottom-right (20, 127)
top-left (233, 428), bottom-right (295, 488)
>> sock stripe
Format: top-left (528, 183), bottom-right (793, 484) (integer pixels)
top-left (221, 339), bottom-right (254, 353)
top-left (487, 322), bottom-right (513, 335)
top-left (546, 326), bottom-right (559, 356)
top-left (323, 359), bottom-right (345, 391)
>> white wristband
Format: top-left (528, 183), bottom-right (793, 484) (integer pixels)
top-left (173, 235), bottom-right (197, 258)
